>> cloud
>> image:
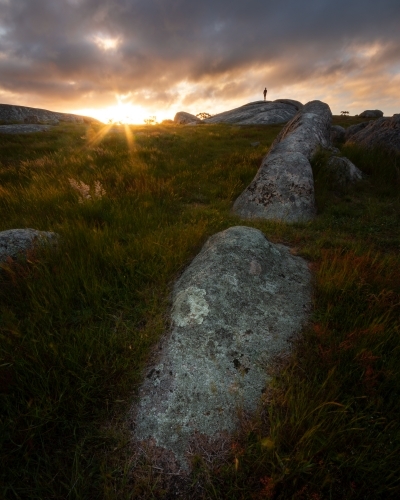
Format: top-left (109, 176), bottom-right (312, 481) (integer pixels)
top-left (0, 0), bottom-right (399, 119)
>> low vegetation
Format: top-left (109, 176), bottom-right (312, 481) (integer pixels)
top-left (0, 117), bottom-right (399, 499)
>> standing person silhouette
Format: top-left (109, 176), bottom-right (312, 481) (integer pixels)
top-left (263, 88), bottom-right (267, 101)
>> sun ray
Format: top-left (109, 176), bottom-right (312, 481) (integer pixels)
top-left (124, 124), bottom-right (136, 156)
top-left (84, 123), bottom-right (114, 148)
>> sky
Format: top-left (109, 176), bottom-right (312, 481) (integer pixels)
top-left (1, 0), bottom-right (400, 124)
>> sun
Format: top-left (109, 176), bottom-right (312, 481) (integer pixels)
top-left (73, 103), bottom-right (151, 125)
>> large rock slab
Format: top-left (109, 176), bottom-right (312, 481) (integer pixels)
top-left (132, 226), bottom-right (312, 468)
top-left (345, 114), bottom-right (400, 154)
top-left (202, 100), bottom-right (302, 125)
top-left (174, 112), bottom-right (202, 125)
top-left (0, 104), bottom-right (98, 125)
top-left (232, 100), bottom-right (332, 222)
top-left (0, 229), bottom-right (58, 264)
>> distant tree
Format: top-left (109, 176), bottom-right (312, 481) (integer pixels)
top-left (340, 111), bottom-right (349, 117)
top-left (144, 116), bottom-right (157, 125)
top-left (196, 112), bottom-right (212, 120)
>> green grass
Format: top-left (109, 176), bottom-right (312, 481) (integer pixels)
top-left (0, 118), bottom-right (399, 499)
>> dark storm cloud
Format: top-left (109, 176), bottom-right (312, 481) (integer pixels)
top-left (0, 0), bottom-right (400, 109)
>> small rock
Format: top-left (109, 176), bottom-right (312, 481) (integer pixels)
top-left (173, 112), bottom-right (202, 125)
top-left (0, 229), bottom-right (58, 264)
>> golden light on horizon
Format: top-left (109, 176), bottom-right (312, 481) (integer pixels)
top-left (73, 102), bottom-right (164, 125)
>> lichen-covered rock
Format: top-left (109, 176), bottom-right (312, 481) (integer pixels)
top-left (203, 100), bottom-right (302, 125)
top-left (132, 226), bottom-right (312, 469)
top-left (232, 100), bottom-right (332, 222)
top-left (345, 114), bottom-right (400, 154)
top-left (0, 229), bottom-right (58, 263)
top-left (359, 109), bottom-right (383, 118)
top-left (173, 112), bottom-right (202, 125)
top-left (233, 152), bottom-right (316, 221)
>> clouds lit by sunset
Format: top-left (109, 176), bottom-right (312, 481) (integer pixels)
top-left (0, 0), bottom-right (399, 123)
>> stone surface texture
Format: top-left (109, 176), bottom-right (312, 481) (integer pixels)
top-left (0, 103), bottom-right (98, 124)
top-left (133, 226), bottom-right (312, 468)
top-left (202, 100), bottom-right (302, 125)
top-left (0, 229), bottom-right (58, 263)
top-left (232, 100), bottom-right (332, 222)
top-left (359, 109), bottom-right (384, 118)
top-left (345, 114), bottom-right (400, 154)
top-left (174, 112), bottom-right (202, 125)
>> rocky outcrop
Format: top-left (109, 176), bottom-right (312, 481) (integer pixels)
top-left (345, 114), bottom-right (400, 154)
top-left (359, 109), bottom-right (383, 118)
top-left (174, 112), bottom-right (202, 125)
top-left (0, 229), bottom-right (58, 264)
top-left (232, 100), bottom-right (332, 222)
top-left (202, 99), bottom-right (303, 125)
top-left (0, 104), bottom-right (98, 125)
top-left (132, 226), bottom-right (312, 469)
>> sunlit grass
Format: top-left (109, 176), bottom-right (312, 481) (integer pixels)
top-left (0, 120), bottom-right (399, 498)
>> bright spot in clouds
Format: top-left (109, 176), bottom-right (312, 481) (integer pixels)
top-left (92, 34), bottom-right (121, 51)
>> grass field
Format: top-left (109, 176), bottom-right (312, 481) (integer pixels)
top-left (1, 116), bottom-right (399, 499)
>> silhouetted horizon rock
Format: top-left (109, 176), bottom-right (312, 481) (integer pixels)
top-left (202, 99), bottom-right (303, 125)
top-left (132, 226), bottom-right (312, 469)
top-left (0, 103), bottom-right (99, 125)
top-left (174, 112), bottom-right (202, 125)
top-left (232, 100), bottom-right (332, 222)
top-left (359, 109), bottom-right (383, 118)
top-left (345, 114), bottom-right (400, 154)
top-left (0, 229), bottom-right (58, 264)
top-left (274, 98), bottom-right (303, 110)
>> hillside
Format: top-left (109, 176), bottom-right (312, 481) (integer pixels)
top-left (0, 116), bottom-right (399, 499)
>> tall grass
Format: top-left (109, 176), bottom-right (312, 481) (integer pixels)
top-left (1, 120), bottom-right (399, 498)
